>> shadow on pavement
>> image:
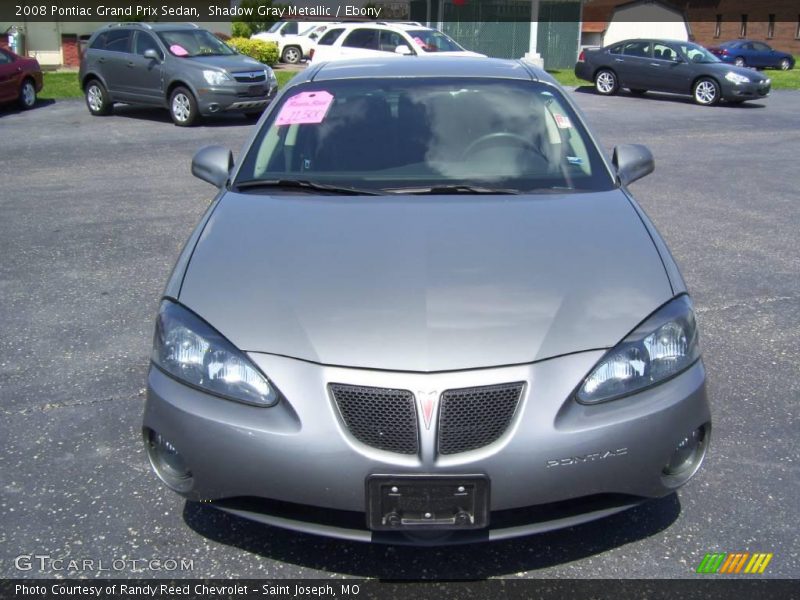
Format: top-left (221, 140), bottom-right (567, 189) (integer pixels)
top-left (572, 86), bottom-right (767, 108)
top-left (183, 493), bottom-right (681, 578)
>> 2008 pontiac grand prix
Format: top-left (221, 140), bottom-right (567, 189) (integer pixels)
top-left (143, 56), bottom-right (711, 544)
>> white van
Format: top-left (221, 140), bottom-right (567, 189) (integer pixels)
top-left (252, 21), bottom-right (337, 64)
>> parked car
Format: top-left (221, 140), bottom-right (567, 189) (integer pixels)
top-left (708, 40), bottom-right (795, 70)
top-left (143, 56), bottom-right (711, 544)
top-left (79, 22), bottom-right (278, 126)
top-left (310, 23), bottom-right (484, 63)
top-left (0, 48), bottom-right (42, 110)
top-left (575, 38), bottom-right (771, 105)
top-left (251, 21), bottom-right (336, 64)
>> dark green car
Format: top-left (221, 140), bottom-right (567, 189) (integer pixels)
top-left (576, 39), bottom-right (771, 106)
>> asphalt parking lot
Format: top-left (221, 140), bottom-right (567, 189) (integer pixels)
top-left (1, 87), bottom-right (798, 579)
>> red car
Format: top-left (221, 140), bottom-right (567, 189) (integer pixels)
top-left (0, 48), bottom-right (43, 109)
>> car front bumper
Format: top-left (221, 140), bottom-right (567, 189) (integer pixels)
top-left (143, 350), bottom-right (710, 544)
top-left (195, 80), bottom-right (278, 114)
top-left (721, 78), bottom-right (771, 101)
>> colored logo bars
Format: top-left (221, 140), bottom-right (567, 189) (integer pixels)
top-left (696, 552), bottom-right (773, 574)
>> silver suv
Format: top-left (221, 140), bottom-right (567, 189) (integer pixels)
top-left (79, 23), bottom-right (278, 126)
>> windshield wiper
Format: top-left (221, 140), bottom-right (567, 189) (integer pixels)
top-left (385, 184), bottom-right (519, 195)
top-left (234, 179), bottom-right (380, 196)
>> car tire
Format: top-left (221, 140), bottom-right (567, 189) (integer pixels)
top-left (780, 58), bottom-right (791, 71)
top-left (734, 56), bottom-right (746, 67)
top-left (19, 78), bottom-right (37, 109)
top-left (169, 86), bottom-right (198, 127)
top-left (85, 79), bottom-right (112, 116)
top-left (693, 77), bottom-right (721, 106)
top-left (281, 46), bottom-right (302, 64)
top-left (594, 69), bottom-right (618, 96)
top-left (629, 88), bottom-right (647, 96)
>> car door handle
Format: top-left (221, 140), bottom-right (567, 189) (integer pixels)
top-left (98, 57), bottom-right (105, 64)
top-left (614, 58), bottom-right (624, 63)
top-left (649, 62), bottom-right (661, 67)
top-left (127, 61), bottom-right (135, 68)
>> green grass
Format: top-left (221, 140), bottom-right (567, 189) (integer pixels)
top-left (765, 58), bottom-right (800, 89)
top-left (546, 69), bottom-right (583, 88)
top-left (40, 72), bottom-right (82, 99)
top-left (39, 58), bottom-right (800, 100)
top-left (40, 68), bottom-right (300, 100)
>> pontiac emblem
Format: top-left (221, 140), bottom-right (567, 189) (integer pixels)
top-left (417, 391), bottom-right (439, 430)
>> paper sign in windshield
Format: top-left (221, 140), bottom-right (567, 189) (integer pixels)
top-left (554, 114), bottom-right (572, 129)
top-left (275, 91), bottom-right (334, 126)
top-left (170, 44), bottom-right (189, 57)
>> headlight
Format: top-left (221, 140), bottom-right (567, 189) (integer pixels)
top-left (576, 295), bottom-right (700, 404)
top-left (725, 71), bottom-right (750, 85)
top-left (266, 68), bottom-right (276, 81)
top-left (203, 70), bottom-right (232, 85)
top-left (152, 300), bottom-right (278, 407)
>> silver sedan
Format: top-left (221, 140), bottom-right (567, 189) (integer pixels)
top-left (143, 56), bottom-right (711, 545)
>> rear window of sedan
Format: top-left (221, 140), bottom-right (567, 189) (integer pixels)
top-left (237, 78), bottom-right (615, 194)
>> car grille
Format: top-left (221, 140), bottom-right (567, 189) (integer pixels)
top-left (438, 383), bottom-right (524, 455)
top-left (233, 71), bottom-right (266, 83)
top-left (330, 384), bottom-right (418, 454)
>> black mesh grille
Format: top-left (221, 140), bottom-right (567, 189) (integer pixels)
top-left (233, 71), bottom-right (266, 82)
top-left (438, 382), bottom-right (524, 455)
top-left (330, 384), bottom-right (418, 455)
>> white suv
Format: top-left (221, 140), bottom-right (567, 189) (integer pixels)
top-left (252, 21), bottom-right (336, 64)
top-left (310, 23), bottom-right (484, 63)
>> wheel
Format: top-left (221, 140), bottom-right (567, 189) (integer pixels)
top-left (629, 88), bottom-right (647, 96)
top-left (461, 132), bottom-right (544, 161)
top-left (594, 69), bottom-right (619, 96)
top-left (281, 45), bottom-right (302, 64)
top-left (85, 79), bottom-right (112, 116)
top-left (19, 78), bottom-right (36, 109)
top-left (693, 78), bottom-right (720, 106)
top-left (734, 56), bottom-right (745, 67)
top-left (169, 86), bottom-right (198, 127)
top-left (780, 58), bottom-right (792, 71)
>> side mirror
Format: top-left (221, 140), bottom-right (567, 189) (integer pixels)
top-left (143, 48), bottom-right (160, 61)
top-left (192, 145), bottom-right (233, 188)
top-left (280, 29), bottom-right (287, 36)
top-left (612, 144), bottom-right (654, 186)
top-left (395, 44), bottom-right (412, 56)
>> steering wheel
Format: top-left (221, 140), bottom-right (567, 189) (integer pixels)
top-left (462, 132), bottom-right (546, 161)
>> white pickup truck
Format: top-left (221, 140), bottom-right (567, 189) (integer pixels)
top-left (251, 21), bottom-right (334, 64)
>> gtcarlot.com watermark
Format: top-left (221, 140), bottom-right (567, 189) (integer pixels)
top-left (14, 554), bottom-right (194, 573)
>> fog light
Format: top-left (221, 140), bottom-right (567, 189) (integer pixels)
top-left (662, 425), bottom-right (708, 486)
top-left (145, 429), bottom-right (193, 493)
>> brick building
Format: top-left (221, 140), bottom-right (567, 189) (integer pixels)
top-left (583, 0), bottom-right (800, 54)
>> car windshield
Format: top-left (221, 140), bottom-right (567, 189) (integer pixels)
top-left (679, 43), bottom-right (720, 64)
top-left (236, 78), bottom-right (615, 194)
top-left (157, 30), bottom-right (235, 57)
top-left (407, 30), bottom-right (464, 52)
top-left (266, 22), bottom-right (283, 33)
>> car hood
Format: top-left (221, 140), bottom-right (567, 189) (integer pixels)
top-left (179, 190), bottom-right (673, 372)
top-left (183, 54), bottom-right (267, 72)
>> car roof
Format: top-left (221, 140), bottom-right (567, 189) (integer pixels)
top-left (103, 22), bottom-right (202, 32)
top-left (331, 22), bottom-right (432, 33)
top-left (297, 56), bottom-right (552, 84)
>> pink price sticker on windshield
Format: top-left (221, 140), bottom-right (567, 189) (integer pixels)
top-left (275, 91), bottom-right (334, 126)
top-left (554, 114), bottom-right (572, 129)
top-left (170, 44), bottom-right (189, 57)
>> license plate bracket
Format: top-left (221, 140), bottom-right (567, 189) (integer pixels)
top-left (367, 475), bottom-right (489, 531)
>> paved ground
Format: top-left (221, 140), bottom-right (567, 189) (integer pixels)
top-left (1, 88), bottom-right (798, 579)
